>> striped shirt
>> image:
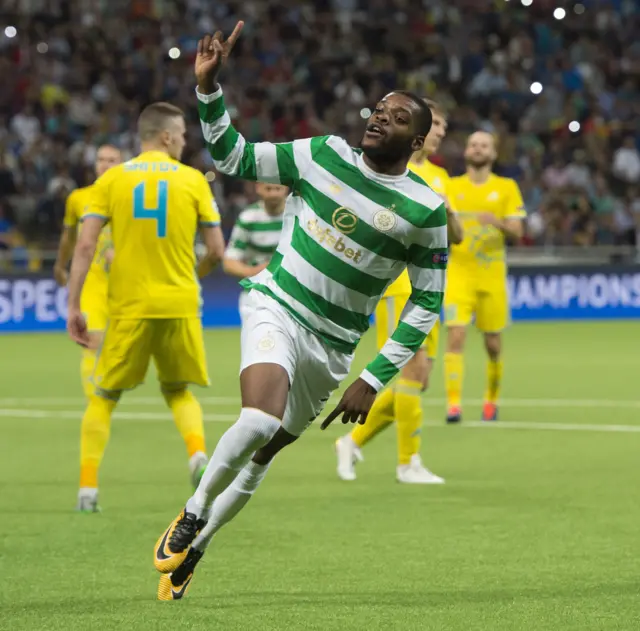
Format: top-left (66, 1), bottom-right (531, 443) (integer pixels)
top-left (198, 87), bottom-right (447, 390)
top-left (226, 202), bottom-right (284, 266)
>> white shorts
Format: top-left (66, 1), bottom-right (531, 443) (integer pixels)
top-left (238, 291), bottom-right (253, 324)
top-left (240, 290), bottom-right (353, 436)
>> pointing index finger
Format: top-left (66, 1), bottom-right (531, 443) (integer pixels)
top-left (320, 403), bottom-right (344, 430)
top-left (226, 20), bottom-right (244, 50)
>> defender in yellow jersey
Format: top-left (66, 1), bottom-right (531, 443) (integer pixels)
top-left (443, 131), bottom-right (526, 423)
top-left (54, 145), bottom-right (122, 397)
top-left (336, 100), bottom-right (463, 484)
top-left (66, 102), bottom-right (225, 512)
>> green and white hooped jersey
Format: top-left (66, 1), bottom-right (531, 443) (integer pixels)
top-left (197, 87), bottom-right (447, 391)
top-left (226, 202), bottom-right (284, 267)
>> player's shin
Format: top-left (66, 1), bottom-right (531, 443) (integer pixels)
top-left (395, 379), bottom-right (423, 465)
top-left (162, 386), bottom-right (207, 484)
top-left (192, 460), bottom-right (272, 552)
top-left (78, 392), bottom-right (118, 502)
top-left (80, 349), bottom-right (97, 399)
top-left (485, 358), bottom-right (503, 403)
top-left (186, 408), bottom-right (280, 518)
top-left (444, 352), bottom-right (464, 411)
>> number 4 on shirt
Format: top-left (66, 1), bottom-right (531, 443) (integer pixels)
top-left (133, 180), bottom-right (168, 237)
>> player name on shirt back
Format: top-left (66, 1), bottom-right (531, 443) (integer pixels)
top-left (124, 162), bottom-right (179, 172)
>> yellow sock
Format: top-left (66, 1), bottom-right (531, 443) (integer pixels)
top-left (395, 379), bottom-right (423, 465)
top-left (350, 387), bottom-right (395, 447)
top-left (80, 349), bottom-right (97, 399)
top-left (162, 388), bottom-right (206, 457)
top-left (79, 395), bottom-right (116, 488)
top-left (444, 352), bottom-right (464, 408)
top-left (485, 359), bottom-right (503, 404)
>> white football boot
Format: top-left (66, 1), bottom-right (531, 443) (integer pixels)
top-left (76, 487), bottom-right (100, 512)
top-left (335, 436), bottom-right (363, 481)
top-left (396, 454), bottom-right (445, 484)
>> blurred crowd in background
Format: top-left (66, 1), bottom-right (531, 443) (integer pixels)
top-left (0, 0), bottom-right (639, 269)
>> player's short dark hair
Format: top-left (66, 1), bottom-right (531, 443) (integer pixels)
top-left (392, 90), bottom-right (433, 136)
top-left (138, 102), bottom-right (184, 141)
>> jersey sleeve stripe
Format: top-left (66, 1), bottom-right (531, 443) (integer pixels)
top-left (408, 265), bottom-right (446, 293)
top-left (406, 245), bottom-right (449, 269)
top-left (199, 221), bottom-right (220, 226)
top-left (361, 354), bottom-right (400, 389)
top-left (196, 87), bottom-right (226, 123)
top-left (389, 320), bottom-right (427, 352)
top-left (407, 288), bottom-right (443, 314)
top-left (82, 213), bottom-right (109, 220)
top-left (207, 124), bottom-right (240, 162)
top-left (254, 142), bottom-right (280, 182)
top-left (275, 143), bottom-right (300, 185)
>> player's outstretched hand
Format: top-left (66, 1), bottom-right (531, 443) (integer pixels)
top-left (196, 21), bottom-right (244, 93)
top-left (67, 308), bottom-right (90, 348)
top-left (320, 378), bottom-right (377, 430)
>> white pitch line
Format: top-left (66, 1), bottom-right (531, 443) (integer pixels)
top-left (1, 409), bottom-right (640, 433)
top-left (2, 396), bottom-right (640, 409)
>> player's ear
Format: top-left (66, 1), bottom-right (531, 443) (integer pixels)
top-left (411, 136), bottom-right (425, 153)
top-left (160, 129), bottom-right (172, 147)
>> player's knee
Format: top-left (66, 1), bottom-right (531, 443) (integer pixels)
top-left (402, 351), bottom-right (427, 384)
top-left (95, 388), bottom-right (121, 403)
top-left (160, 383), bottom-right (189, 403)
top-left (447, 327), bottom-right (466, 353)
top-left (236, 407), bottom-right (282, 455)
top-left (252, 426), bottom-right (297, 465)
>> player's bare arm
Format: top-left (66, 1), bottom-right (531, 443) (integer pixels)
top-left (67, 216), bottom-right (105, 347)
top-left (53, 226), bottom-right (76, 286)
top-left (197, 224), bottom-right (225, 279)
top-left (223, 257), bottom-right (268, 279)
top-left (446, 203), bottom-right (464, 245)
top-left (477, 213), bottom-right (523, 242)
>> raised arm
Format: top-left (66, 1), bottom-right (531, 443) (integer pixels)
top-left (196, 25), bottom-right (311, 188)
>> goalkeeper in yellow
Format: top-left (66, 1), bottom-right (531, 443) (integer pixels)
top-left (66, 102), bottom-right (225, 512)
top-left (444, 131), bottom-right (526, 423)
top-left (335, 100), bottom-right (463, 484)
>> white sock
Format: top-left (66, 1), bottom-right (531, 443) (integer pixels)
top-left (192, 460), bottom-right (271, 552)
top-left (186, 408), bottom-right (280, 518)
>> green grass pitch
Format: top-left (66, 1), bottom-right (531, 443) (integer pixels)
top-left (1, 322), bottom-right (639, 630)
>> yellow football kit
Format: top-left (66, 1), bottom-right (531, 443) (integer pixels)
top-left (444, 174), bottom-right (526, 332)
top-left (87, 151), bottom-right (221, 392)
top-left (64, 185), bottom-right (111, 332)
top-left (374, 159), bottom-right (455, 358)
